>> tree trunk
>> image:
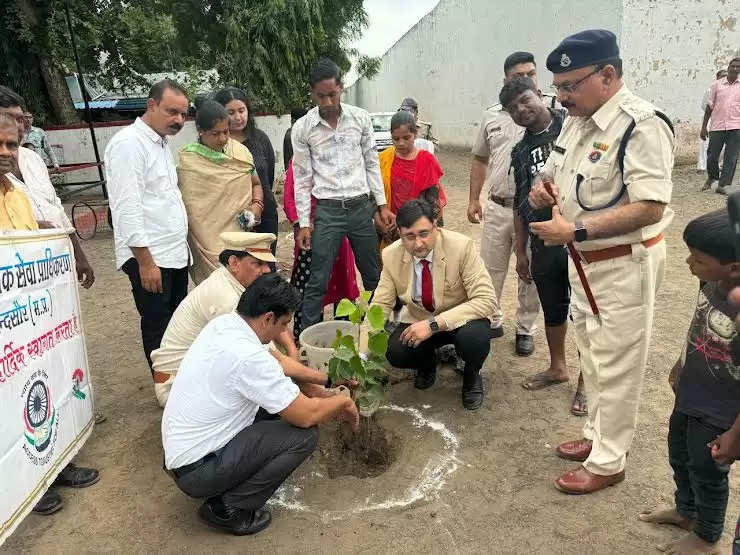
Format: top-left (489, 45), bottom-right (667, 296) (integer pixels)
top-left (38, 57), bottom-right (80, 124)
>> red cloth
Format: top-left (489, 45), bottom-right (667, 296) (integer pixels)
top-left (420, 259), bottom-right (434, 312)
top-left (283, 161), bottom-right (359, 306)
top-left (389, 150), bottom-right (445, 213)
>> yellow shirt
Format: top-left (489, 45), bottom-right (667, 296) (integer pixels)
top-left (542, 85), bottom-right (674, 251)
top-left (0, 179), bottom-right (39, 231)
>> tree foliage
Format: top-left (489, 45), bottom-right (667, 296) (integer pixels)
top-left (2, 0), bottom-right (372, 123)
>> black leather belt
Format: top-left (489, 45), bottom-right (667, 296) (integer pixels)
top-left (316, 193), bottom-right (370, 209)
top-left (170, 455), bottom-right (209, 478)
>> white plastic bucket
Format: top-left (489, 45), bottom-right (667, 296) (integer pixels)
top-left (299, 321), bottom-right (356, 371)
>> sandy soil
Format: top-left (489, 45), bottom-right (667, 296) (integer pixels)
top-left (3, 149), bottom-right (738, 554)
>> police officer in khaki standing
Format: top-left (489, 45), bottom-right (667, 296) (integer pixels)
top-left (468, 52), bottom-right (545, 356)
top-left (529, 29), bottom-right (674, 494)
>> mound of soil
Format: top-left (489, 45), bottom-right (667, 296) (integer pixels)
top-left (321, 415), bottom-right (400, 479)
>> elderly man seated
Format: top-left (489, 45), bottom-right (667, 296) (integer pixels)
top-left (371, 199), bottom-right (497, 409)
top-left (163, 273), bottom-right (359, 535)
top-left (152, 232), bottom-right (337, 407)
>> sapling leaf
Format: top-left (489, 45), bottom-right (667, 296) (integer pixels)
top-left (339, 334), bottom-right (357, 354)
top-left (349, 307), bottom-right (362, 324)
top-left (328, 358), bottom-right (341, 383)
top-left (350, 355), bottom-right (365, 378)
top-left (333, 344), bottom-right (354, 362)
top-left (331, 329), bottom-right (342, 349)
top-left (368, 330), bottom-right (389, 357)
top-left (335, 298), bottom-right (357, 318)
top-left (360, 290), bottom-right (372, 305)
top-left (367, 305), bottom-right (385, 330)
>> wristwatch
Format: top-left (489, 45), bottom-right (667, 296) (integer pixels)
top-left (574, 221), bottom-right (588, 242)
top-left (428, 317), bottom-right (439, 334)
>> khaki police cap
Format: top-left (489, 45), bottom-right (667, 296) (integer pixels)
top-left (220, 231), bottom-right (276, 263)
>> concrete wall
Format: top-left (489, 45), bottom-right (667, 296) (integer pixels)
top-left (45, 115), bottom-right (291, 187)
top-left (345, 0), bottom-right (740, 163)
top-left (619, 0), bottom-right (740, 161)
top-left (345, 0), bottom-right (622, 147)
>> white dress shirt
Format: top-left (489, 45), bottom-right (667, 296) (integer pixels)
top-left (291, 103), bottom-right (387, 228)
top-left (12, 147), bottom-right (72, 229)
top-left (415, 138), bottom-right (435, 154)
top-left (412, 251), bottom-right (434, 303)
top-left (104, 117), bottom-right (189, 269)
top-left (162, 312), bottom-right (299, 469)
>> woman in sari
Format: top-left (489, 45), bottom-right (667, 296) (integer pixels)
top-left (375, 110), bottom-right (446, 248)
top-left (177, 100), bottom-right (264, 284)
top-left (283, 160), bottom-right (359, 343)
top-left (214, 87), bottom-right (278, 269)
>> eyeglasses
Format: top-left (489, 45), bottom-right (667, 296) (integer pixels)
top-left (401, 230), bottom-right (432, 241)
top-left (550, 67), bottom-right (601, 94)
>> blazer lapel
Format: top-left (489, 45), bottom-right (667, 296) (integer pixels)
top-left (400, 249), bottom-right (414, 304)
top-left (432, 236), bottom-right (446, 311)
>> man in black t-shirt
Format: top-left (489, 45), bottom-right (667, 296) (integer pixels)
top-left (501, 77), bottom-right (585, 413)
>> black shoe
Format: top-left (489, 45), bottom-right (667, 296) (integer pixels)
top-left (462, 374), bottom-right (484, 410)
top-left (32, 490), bottom-right (63, 515)
top-left (489, 326), bottom-right (504, 339)
top-left (515, 334), bottom-right (534, 357)
top-left (53, 463), bottom-right (100, 488)
top-left (414, 369), bottom-right (436, 390)
top-left (198, 498), bottom-right (272, 536)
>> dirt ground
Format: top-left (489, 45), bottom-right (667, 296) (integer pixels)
top-left (3, 149), bottom-right (738, 554)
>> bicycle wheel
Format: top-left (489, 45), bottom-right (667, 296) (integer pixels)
top-left (72, 202), bottom-right (97, 240)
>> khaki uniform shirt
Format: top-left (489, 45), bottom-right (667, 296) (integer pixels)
top-left (542, 86), bottom-right (674, 251)
top-left (472, 95), bottom-right (558, 199)
top-left (151, 266), bottom-right (244, 375)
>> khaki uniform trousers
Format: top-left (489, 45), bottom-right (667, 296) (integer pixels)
top-left (480, 199), bottom-right (540, 335)
top-left (570, 240), bottom-right (666, 475)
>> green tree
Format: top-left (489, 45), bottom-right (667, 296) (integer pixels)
top-left (170, 0), bottom-right (369, 112)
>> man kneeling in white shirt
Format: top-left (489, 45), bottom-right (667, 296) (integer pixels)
top-left (162, 273), bottom-right (359, 536)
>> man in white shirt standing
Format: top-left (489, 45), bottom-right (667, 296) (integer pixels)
top-left (292, 57), bottom-right (395, 334)
top-left (0, 86), bottom-right (95, 288)
top-left (105, 79), bottom-right (190, 374)
top-left (163, 273), bottom-right (359, 535)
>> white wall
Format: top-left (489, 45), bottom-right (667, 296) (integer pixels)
top-left (46, 115), bottom-right (291, 187)
top-left (345, 0), bottom-right (740, 161)
top-left (345, 0), bottom-right (622, 147)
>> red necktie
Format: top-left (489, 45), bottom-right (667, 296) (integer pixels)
top-left (421, 259), bottom-right (434, 312)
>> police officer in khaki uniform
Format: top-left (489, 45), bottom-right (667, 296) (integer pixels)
top-left (529, 29), bottom-right (674, 494)
top-left (468, 52), bottom-right (547, 356)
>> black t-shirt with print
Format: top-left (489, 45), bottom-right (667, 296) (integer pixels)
top-left (675, 281), bottom-right (740, 430)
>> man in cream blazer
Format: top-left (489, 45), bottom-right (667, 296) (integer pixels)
top-left (372, 199), bottom-right (497, 409)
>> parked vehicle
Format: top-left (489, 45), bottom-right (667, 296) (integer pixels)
top-left (370, 112), bottom-right (394, 151)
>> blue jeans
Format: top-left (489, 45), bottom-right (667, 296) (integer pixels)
top-left (668, 410), bottom-right (731, 543)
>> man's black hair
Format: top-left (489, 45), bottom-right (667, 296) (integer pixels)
top-left (148, 78), bottom-right (188, 101)
top-left (504, 51), bottom-right (535, 75)
top-left (396, 199), bottom-right (436, 230)
top-left (683, 208), bottom-right (738, 264)
top-left (729, 57), bottom-right (740, 65)
top-left (309, 57), bottom-right (342, 87)
top-left (195, 100), bottom-right (228, 131)
top-left (236, 273), bottom-right (301, 318)
top-left (391, 110), bottom-right (417, 133)
top-left (213, 86), bottom-right (256, 136)
top-left (0, 86), bottom-right (26, 110)
top-left (597, 58), bottom-right (623, 78)
top-left (499, 76), bottom-right (538, 109)
top-left (218, 249), bottom-right (252, 267)
top-left (291, 107), bottom-right (308, 122)
top-left (716, 69), bottom-right (728, 79)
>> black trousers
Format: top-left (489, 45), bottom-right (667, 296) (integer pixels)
top-left (386, 318), bottom-right (491, 386)
top-left (668, 410), bottom-right (731, 543)
top-left (707, 129), bottom-right (740, 187)
top-left (122, 258), bottom-right (188, 372)
top-left (530, 239), bottom-right (570, 327)
top-left (172, 419), bottom-right (318, 511)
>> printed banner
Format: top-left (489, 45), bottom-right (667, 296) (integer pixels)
top-left (0, 230), bottom-right (93, 545)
